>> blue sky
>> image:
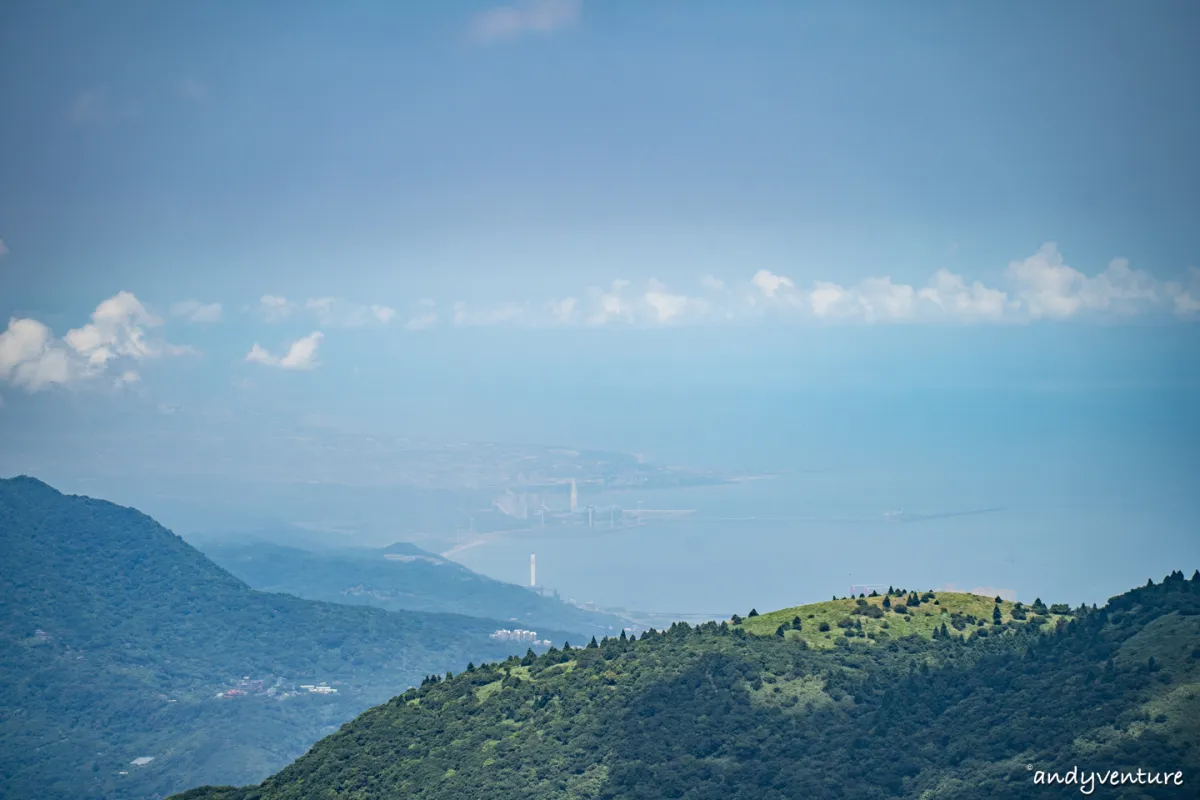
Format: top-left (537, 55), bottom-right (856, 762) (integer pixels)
top-left (0, 2), bottom-right (1198, 600)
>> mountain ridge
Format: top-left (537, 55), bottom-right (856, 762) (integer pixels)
top-left (174, 571), bottom-right (1200, 800)
top-left (0, 475), bottom-right (574, 800)
top-left (194, 537), bottom-right (628, 640)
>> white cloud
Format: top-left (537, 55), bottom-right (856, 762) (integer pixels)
top-left (171, 299), bottom-right (223, 323)
top-left (467, 0), bottom-right (581, 43)
top-left (244, 343), bottom-right (276, 366)
top-left (113, 370), bottom-right (141, 388)
top-left (0, 292), bottom-right (186, 391)
top-left (1004, 243), bottom-right (1166, 319)
top-left (644, 279), bottom-right (708, 324)
top-left (751, 269), bottom-right (795, 298)
top-left (280, 332), bottom-right (324, 369)
top-left (371, 304), bottom-right (397, 324)
top-left (405, 299), bottom-right (439, 331)
top-left (244, 245), bottom-right (1195, 333)
top-left (245, 332), bottom-right (324, 370)
top-left (0, 318), bottom-right (70, 390)
top-left (808, 281), bottom-right (853, 318)
top-left (1168, 267), bottom-right (1200, 316)
top-left (64, 291), bottom-right (166, 367)
top-left (918, 269), bottom-right (1010, 321)
top-left (586, 280), bottom-right (635, 326)
top-left (806, 277), bottom-right (918, 322)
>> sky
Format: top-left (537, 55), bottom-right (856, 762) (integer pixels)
top-left (1, 1), bottom-right (1198, 602)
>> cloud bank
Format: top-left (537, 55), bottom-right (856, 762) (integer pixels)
top-left (0, 292), bottom-right (189, 391)
top-left (434, 244), bottom-right (1199, 329)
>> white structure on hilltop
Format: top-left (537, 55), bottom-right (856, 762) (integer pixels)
top-left (569, 479), bottom-right (578, 512)
top-left (530, 553), bottom-right (536, 588)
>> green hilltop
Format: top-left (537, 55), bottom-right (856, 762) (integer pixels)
top-left (176, 572), bottom-right (1200, 800)
top-left (734, 589), bottom-right (1074, 648)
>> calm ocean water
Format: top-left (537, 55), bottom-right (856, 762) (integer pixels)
top-left (451, 465), bottom-right (1198, 617)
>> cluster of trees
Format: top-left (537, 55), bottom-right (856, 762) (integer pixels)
top-left (180, 570), bottom-right (1200, 800)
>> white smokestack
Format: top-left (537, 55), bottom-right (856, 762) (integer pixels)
top-left (530, 553), bottom-right (536, 588)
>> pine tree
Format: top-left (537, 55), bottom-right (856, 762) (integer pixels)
top-left (792, 616), bottom-right (803, 629)
top-left (993, 606), bottom-right (1002, 624)
top-left (730, 614), bottom-right (742, 624)
top-left (619, 630), bottom-right (627, 642)
top-left (748, 609), bottom-right (759, 617)
top-left (883, 596), bottom-right (892, 609)
top-left (994, 595), bottom-right (1002, 604)
top-left (775, 625), bottom-right (786, 638)
top-left (588, 636), bottom-right (598, 649)
top-left (466, 662), bottom-right (475, 672)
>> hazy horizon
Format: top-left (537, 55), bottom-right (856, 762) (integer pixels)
top-left (3, 0), bottom-right (1198, 616)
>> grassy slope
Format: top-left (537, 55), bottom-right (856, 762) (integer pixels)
top-left (174, 573), bottom-right (1200, 800)
top-left (736, 591), bottom-right (1073, 648)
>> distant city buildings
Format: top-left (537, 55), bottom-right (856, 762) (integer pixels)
top-left (299, 683), bottom-right (337, 694)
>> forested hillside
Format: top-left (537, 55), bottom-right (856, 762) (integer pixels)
top-left (197, 539), bottom-right (626, 640)
top-left (177, 573), bottom-right (1200, 799)
top-left (0, 476), bottom-right (570, 800)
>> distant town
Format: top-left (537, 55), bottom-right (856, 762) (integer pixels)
top-left (214, 675), bottom-right (340, 700)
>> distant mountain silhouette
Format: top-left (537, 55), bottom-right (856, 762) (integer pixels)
top-left (0, 476), bottom-right (569, 800)
top-left (197, 539), bottom-right (627, 638)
